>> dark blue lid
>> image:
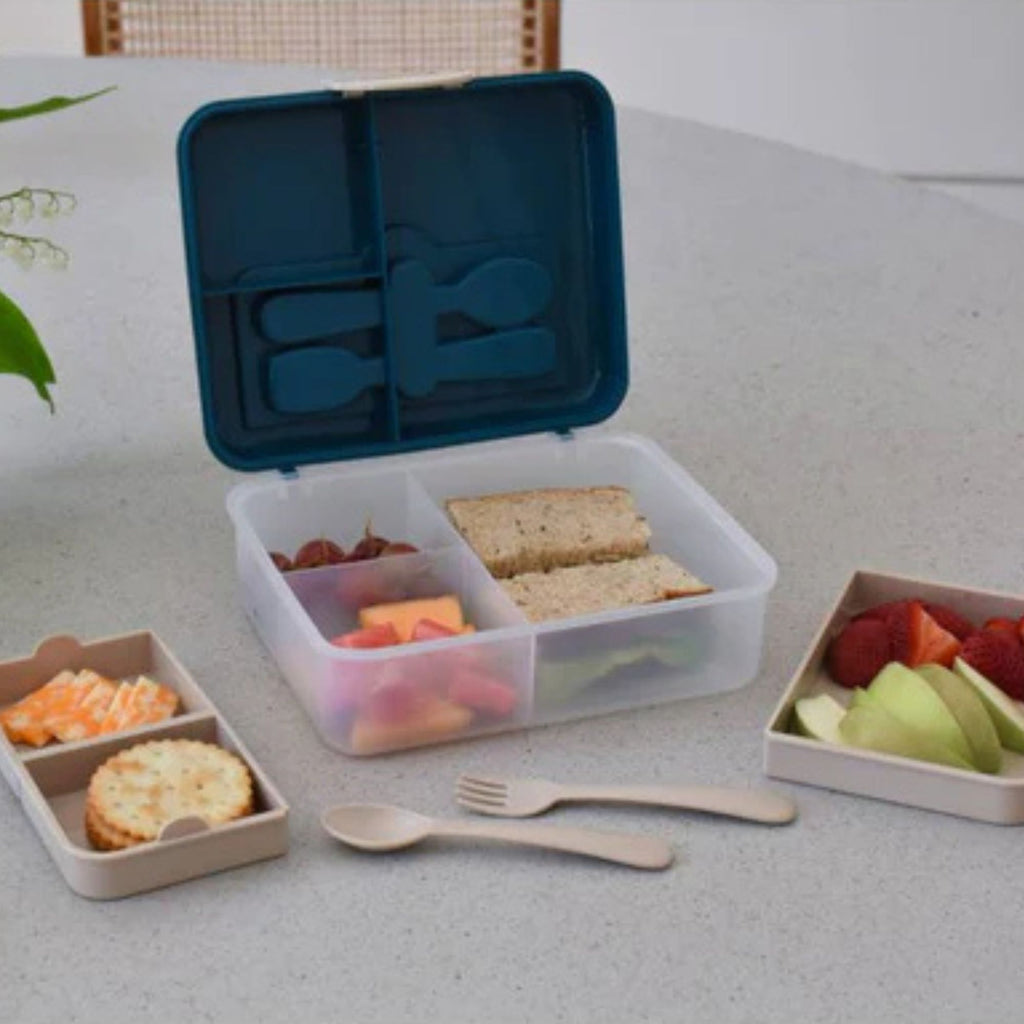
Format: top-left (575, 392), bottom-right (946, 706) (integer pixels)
top-left (177, 72), bottom-right (628, 472)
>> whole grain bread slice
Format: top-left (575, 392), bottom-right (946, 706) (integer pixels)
top-left (500, 553), bottom-right (711, 623)
top-left (446, 486), bottom-right (651, 578)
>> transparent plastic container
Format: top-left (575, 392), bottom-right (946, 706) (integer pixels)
top-left (227, 431), bottom-right (777, 755)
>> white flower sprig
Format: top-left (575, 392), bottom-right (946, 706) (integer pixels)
top-left (0, 187), bottom-right (75, 269)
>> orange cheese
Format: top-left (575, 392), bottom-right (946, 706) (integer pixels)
top-left (96, 681), bottom-right (134, 734)
top-left (49, 675), bottom-right (118, 742)
top-left (358, 595), bottom-right (464, 644)
top-left (2, 669), bottom-right (181, 746)
top-left (0, 669), bottom-right (78, 746)
top-left (99, 675), bottom-right (178, 733)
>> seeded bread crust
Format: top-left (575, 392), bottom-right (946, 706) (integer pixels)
top-left (500, 553), bottom-right (711, 623)
top-left (446, 486), bottom-right (651, 579)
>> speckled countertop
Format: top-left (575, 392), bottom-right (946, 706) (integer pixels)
top-left (3, 57), bottom-right (1024, 1024)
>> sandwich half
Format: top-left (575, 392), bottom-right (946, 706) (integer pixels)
top-left (446, 486), bottom-right (651, 579)
top-left (500, 553), bottom-right (711, 623)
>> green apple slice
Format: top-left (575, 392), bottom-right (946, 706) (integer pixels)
top-left (866, 662), bottom-right (976, 767)
top-left (954, 657), bottom-right (1024, 753)
top-left (915, 664), bottom-right (1002, 774)
top-left (791, 694), bottom-right (846, 743)
top-left (838, 704), bottom-right (975, 770)
top-left (850, 687), bottom-right (876, 709)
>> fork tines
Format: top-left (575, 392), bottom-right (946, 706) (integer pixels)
top-left (455, 775), bottom-right (507, 807)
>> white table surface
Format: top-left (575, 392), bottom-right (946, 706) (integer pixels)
top-left (3, 57), bottom-right (1024, 1024)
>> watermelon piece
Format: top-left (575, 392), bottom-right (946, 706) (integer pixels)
top-left (449, 669), bottom-right (518, 717)
top-left (363, 680), bottom-right (430, 724)
top-left (331, 623), bottom-right (401, 649)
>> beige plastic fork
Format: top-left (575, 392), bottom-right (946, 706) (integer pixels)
top-left (456, 775), bottom-right (798, 825)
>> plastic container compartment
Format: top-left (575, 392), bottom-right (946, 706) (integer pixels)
top-left (764, 570), bottom-right (1024, 824)
top-left (0, 633), bottom-right (289, 898)
top-left (229, 431), bottom-right (777, 755)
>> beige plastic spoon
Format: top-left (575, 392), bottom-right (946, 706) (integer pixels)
top-left (321, 803), bottom-right (674, 870)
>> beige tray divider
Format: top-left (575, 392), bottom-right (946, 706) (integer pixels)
top-left (16, 709), bottom-right (217, 765)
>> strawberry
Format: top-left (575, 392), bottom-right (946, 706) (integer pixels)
top-left (826, 619), bottom-right (891, 688)
top-left (983, 617), bottom-right (1019, 641)
top-left (1019, 615), bottom-right (1024, 645)
top-left (853, 600), bottom-right (908, 624)
top-left (921, 602), bottom-right (976, 641)
top-left (960, 631), bottom-right (1024, 700)
top-left (886, 600), bottom-right (960, 668)
top-left (857, 599), bottom-right (976, 642)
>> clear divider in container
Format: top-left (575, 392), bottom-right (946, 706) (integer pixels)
top-left (284, 546), bottom-right (533, 755)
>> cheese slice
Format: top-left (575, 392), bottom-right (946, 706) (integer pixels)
top-left (99, 675), bottom-right (179, 733)
top-left (0, 669), bottom-right (78, 746)
top-left (49, 674), bottom-right (118, 742)
top-left (96, 681), bottom-right (134, 734)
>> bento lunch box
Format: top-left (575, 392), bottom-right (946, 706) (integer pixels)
top-left (176, 71), bottom-right (777, 755)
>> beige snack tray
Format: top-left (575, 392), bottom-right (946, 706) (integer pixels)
top-left (0, 632), bottom-right (289, 899)
top-left (764, 570), bottom-right (1024, 824)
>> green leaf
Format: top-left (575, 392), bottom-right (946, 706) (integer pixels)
top-left (0, 287), bottom-right (56, 410)
top-left (0, 86), bottom-right (116, 125)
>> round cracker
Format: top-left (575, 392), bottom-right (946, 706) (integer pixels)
top-left (87, 739), bottom-right (253, 841)
top-left (84, 800), bottom-right (141, 852)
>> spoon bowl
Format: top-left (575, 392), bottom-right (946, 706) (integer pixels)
top-left (321, 803), bottom-right (432, 851)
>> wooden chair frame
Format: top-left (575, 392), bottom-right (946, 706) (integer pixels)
top-left (83, 0), bottom-right (561, 72)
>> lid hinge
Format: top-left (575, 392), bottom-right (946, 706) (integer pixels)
top-left (278, 465), bottom-right (299, 480)
top-left (556, 428), bottom-right (574, 441)
top-left (323, 71), bottom-right (474, 97)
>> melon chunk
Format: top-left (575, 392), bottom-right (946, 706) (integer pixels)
top-left (349, 696), bottom-right (472, 755)
top-left (359, 595), bottom-right (464, 643)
